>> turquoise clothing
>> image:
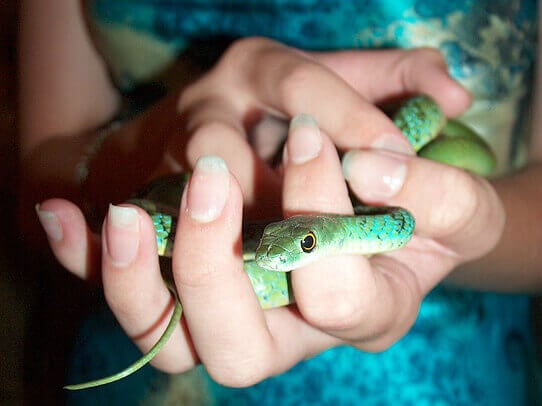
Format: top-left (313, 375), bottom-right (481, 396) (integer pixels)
top-left (67, 1), bottom-right (540, 404)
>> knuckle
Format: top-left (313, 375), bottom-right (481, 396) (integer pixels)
top-left (206, 352), bottom-right (272, 387)
top-left (178, 77), bottom-right (216, 113)
top-left (177, 85), bottom-right (198, 112)
top-left (361, 301), bottom-right (419, 352)
top-left (179, 38), bottom-right (276, 111)
top-left (353, 304), bottom-right (419, 353)
top-left (174, 261), bottom-right (221, 290)
top-left (211, 368), bottom-right (264, 388)
top-left (396, 47), bottom-right (448, 91)
top-left (186, 121), bottom-right (244, 164)
top-left (300, 290), bottom-right (370, 332)
top-left (408, 47), bottom-right (447, 67)
top-left (334, 108), bottom-right (369, 146)
top-left (223, 36), bottom-right (272, 59)
top-left (218, 37), bottom-right (277, 76)
top-left (278, 61), bottom-right (323, 112)
top-left (154, 359), bottom-right (192, 375)
top-left (189, 120), bottom-right (239, 145)
top-left (103, 282), bottom-right (151, 319)
top-left (356, 333), bottom-right (401, 354)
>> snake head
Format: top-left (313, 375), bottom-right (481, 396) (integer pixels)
top-left (255, 215), bottom-right (336, 272)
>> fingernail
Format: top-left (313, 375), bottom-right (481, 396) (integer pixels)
top-left (106, 204), bottom-right (140, 267)
top-left (372, 133), bottom-right (415, 156)
top-left (285, 114), bottom-right (322, 164)
top-left (35, 204), bottom-right (63, 242)
top-left (342, 150), bottom-right (407, 200)
top-left (185, 156), bottom-right (230, 223)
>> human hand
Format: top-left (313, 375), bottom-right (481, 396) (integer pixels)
top-left (140, 117), bottom-right (501, 384)
top-left (167, 37), bottom-right (471, 212)
top-left (36, 38), bottom-right (486, 384)
top-left (57, 116), bottom-right (503, 387)
top-left (38, 122), bottom-right (504, 387)
top-left (38, 37), bottom-right (471, 280)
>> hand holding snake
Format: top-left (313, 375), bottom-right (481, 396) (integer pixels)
top-left (35, 40), bottom-right (504, 389)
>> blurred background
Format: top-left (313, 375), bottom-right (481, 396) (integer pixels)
top-left (0, 1), bottom-right (24, 404)
top-left (1, 2), bottom-right (96, 404)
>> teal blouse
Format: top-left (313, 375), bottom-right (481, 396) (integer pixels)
top-left (67, 1), bottom-right (540, 404)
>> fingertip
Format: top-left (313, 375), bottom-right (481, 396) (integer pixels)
top-left (36, 203), bottom-right (63, 242)
top-left (102, 204), bottom-right (172, 331)
top-left (104, 204), bottom-right (141, 268)
top-left (37, 198), bottom-right (83, 222)
top-left (342, 150), bottom-right (408, 204)
top-left (36, 199), bottom-right (100, 280)
top-left (443, 82), bottom-right (472, 117)
top-left (285, 113), bottom-right (322, 165)
top-left (174, 167), bottom-right (245, 288)
top-left (283, 126), bottom-right (352, 216)
top-left (101, 202), bottom-right (194, 372)
top-left (179, 156), bottom-right (245, 228)
top-left (406, 48), bottom-right (472, 117)
top-left (432, 78), bottom-right (472, 118)
top-left (184, 156), bottom-right (231, 223)
top-left (103, 202), bottom-right (162, 271)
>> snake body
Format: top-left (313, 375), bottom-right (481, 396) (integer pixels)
top-left (64, 96), bottom-right (495, 390)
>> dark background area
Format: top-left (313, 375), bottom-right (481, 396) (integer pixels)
top-left (0, 1), bottom-right (25, 403)
top-left (1, 3), bottom-right (98, 404)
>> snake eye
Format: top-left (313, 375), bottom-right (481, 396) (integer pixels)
top-left (300, 232), bottom-right (316, 253)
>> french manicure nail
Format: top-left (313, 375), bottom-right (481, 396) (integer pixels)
top-left (185, 155), bottom-right (230, 223)
top-left (35, 204), bottom-right (63, 242)
top-left (342, 150), bottom-right (407, 200)
top-left (106, 204), bottom-right (140, 267)
top-left (286, 114), bottom-right (322, 164)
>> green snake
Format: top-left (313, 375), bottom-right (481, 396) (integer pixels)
top-left (64, 96), bottom-right (495, 390)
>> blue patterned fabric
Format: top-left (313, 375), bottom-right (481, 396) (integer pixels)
top-left (207, 288), bottom-right (538, 405)
top-left (68, 1), bottom-right (540, 404)
top-left (90, 0), bottom-right (537, 170)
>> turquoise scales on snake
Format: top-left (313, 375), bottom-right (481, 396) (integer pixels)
top-left (64, 96), bottom-right (496, 390)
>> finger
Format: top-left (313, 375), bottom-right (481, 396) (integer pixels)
top-left (194, 38), bottom-right (413, 154)
top-left (313, 48), bottom-right (472, 117)
top-left (36, 198), bottom-right (100, 281)
top-left (172, 155), bottom-right (284, 385)
top-left (342, 150), bottom-right (504, 266)
top-left (280, 115), bottom-right (365, 333)
top-left (280, 115), bottom-right (419, 346)
top-left (102, 204), bottom-right (196, 373)
top-left (172, 156), bottom-right (342, 385)
top-left (249, 114), bottom-right (289, 162)
top-left (171, 96), bottom-right (282, 218)
top-left (282, 115), bottom-right (353, 216)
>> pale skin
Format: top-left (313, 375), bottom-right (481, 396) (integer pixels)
top-left (20, 0), bottom-right (542, 387)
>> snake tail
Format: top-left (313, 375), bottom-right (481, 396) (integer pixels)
top-left (64, 288), bottom-right (183, 390)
